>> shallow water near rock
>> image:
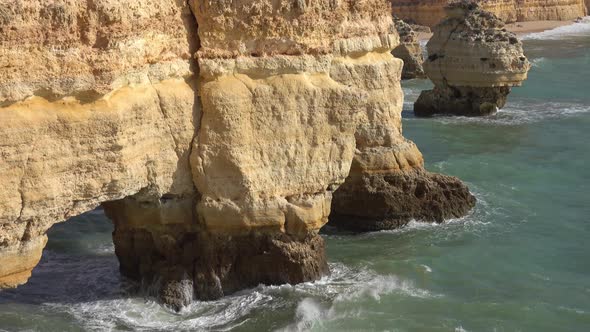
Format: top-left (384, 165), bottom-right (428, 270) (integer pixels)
top-left (1, 25), bottom-right (590, 332)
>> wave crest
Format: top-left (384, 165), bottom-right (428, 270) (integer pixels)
top-left (523, 17), bottom-right (590, 40)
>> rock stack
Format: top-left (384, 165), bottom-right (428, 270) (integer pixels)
top-left (414, 1), bottom-right (530, 116)
top-left (393, 16), bottom-right (426, 79)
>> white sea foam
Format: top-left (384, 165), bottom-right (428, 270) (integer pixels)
top-left (416, 101), bottom-right (590, 126)
top-left (32, 258), bottom-right (434, 332)
top-left (276, 263), bottom-right (435, 331)
top-left (421, 264), bottom-right (433, 273)
top-left (522, 17), bottom-right (590, 40)
top-left (530, 57), bottom-right (547, 68)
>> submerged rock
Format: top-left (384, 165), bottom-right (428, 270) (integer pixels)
top-left (414, 0), bottom-right (530, 117)
top-left (392, 16), bottom-right (425, 79)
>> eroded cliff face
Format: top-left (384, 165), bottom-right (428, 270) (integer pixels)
top-left (392, 0), bottom-right (588, 27)
top-left (415, 1), bottom-right (530, 116)
top-left (0, 0), bottom-right (198, 289)
top-left (327, 11), bottom-right (476, 230)
top-left (0, 0), bottom-right (475, 308)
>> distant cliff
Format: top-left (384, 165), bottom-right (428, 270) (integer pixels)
top-left (392, 0), bottom-right (588, 27)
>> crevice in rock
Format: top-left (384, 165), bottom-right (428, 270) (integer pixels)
top-left (153, 87), bottom-right (182, 160)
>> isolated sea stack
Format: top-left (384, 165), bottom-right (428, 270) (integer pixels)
top-left (414, 1), bottom-right (530, 117)
top-left (392, 16), bottom-right (426, 79)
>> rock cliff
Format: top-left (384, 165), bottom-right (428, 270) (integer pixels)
top-left (414, 1), bottom-right (530, 116)
top-left (393, 17), bottom-right (426, 79)
top-left (0, 0), bottom-right (199, 291)
top-left (0, 0), bottom-right (475, 308)
top-left (391, 0), bottom-right (588, 27)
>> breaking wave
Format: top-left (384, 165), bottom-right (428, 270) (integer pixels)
top-left (402, 100), bottom-right (590, 126)
top-left (522, 17), bottom-right (590, 40)
top-left (4, 242), bottom-right (434, 332)
top-left (276, 264), bottom-right (435, 331)
top-left (529, 56), bottom-right (547, 68)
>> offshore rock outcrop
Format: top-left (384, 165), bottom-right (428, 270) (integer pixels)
top-left (391, 0), bottom-right (589, 27)
top-left (393, 17), bottom-right (426, 79)
top-left (414, 1), bottom-right (531, 116)
top-left (0, 0), bottom-right (475, 308)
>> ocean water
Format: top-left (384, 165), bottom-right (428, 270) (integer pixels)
top-left (1, 23), bottom-right (590, 332)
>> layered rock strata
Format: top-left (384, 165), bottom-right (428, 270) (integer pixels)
top-left (0, 0), bottom-right (476, 308)
top-left (391, 0), bottom-right (589, 27)
top-left (414, 1), bottom-right (531, 116)
top-left (328, 12), bottom-right (476, 231)
top-left (0, 0), bottom-right (199, 290)
top-left (393, 17), bottom-right (426, 79)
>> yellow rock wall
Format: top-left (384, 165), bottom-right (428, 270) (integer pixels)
top-left (0, 0), bottom-right (475, 303)
top-left (392, 0), bottom-right (588, 27)
top-left (0, 0), bottom-right (198, 288)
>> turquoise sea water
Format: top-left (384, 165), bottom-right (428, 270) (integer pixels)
top-left (1, 22), bottom-right (590, 331)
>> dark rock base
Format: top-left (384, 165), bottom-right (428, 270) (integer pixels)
top-left (103, 199), bottom-right (328, 311)
top-left (113, 229), bottom-right (328, 310)
top-left (330, 168), bottom-right (476, 232)
top-left (414, 85), bottom-right (511, 117)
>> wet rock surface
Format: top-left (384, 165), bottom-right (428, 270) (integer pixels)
top-left (331, 168), bottom-right (476, 232)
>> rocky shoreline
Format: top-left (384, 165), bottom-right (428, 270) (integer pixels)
top-left (0, 0), bottom-right (479, 309)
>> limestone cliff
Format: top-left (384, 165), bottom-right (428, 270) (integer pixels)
top-left (328, 12), bottom-right (476, 230)
top-left (0, 0), bottom-right (475, 308)
top-left (392, 0), bottom-right (588, 27)
top-left (0, 0), bottom-right (199, 290)
top-left (393, 17), bottom-right (426, 79)
top-left (415, 1), bottom-right (530, 116)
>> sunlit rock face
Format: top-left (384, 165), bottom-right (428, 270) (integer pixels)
top-left (414, 1), bottom-right (531, 117)
top-left (0, 0), bottom-right (475, 309)
top-left (0, 0), bottom-right (198, 291)
top-left (391, 0), bottom-right (588, 27)
top-left (328, 6), bottom-right (476, 231)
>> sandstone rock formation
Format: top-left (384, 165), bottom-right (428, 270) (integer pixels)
top-left (0, 0), bottom-right (475, 308)
top-left (414, 1), bottom-right (531, 116)
top-left (328, 9), bottom-right (476, 231)
top-left (391, 0), bottom-right (589, 27)
top-left (0, 0), bottom-right (199, 292)
top-left (393, 16), bottom-right (426, 79)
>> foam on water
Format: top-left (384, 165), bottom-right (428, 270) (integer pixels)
top-left (522, 17), bottom-right (590, 40)
top-left (402, 100), bottom-right (590, 126)
top-left (276, 264), bottom-right (435, 331)
top-left (16, 254), bottom-right (433, 332)
top-left (530, 56), bottom-right (547, 68)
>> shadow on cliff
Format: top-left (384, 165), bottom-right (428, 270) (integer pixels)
top-left (0, 209), bottom-right (140, 306)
